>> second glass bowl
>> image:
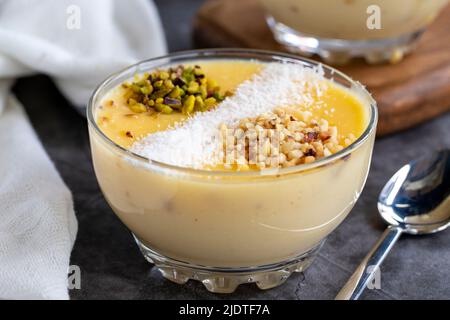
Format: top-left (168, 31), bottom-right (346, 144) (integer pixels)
top-left (260, 0), bottom-right (449, 64)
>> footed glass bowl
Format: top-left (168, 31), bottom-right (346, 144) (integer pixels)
top-left (87, 49), bottom-right (377, 293)
top-left (260, 0), bottom-right (449, 64)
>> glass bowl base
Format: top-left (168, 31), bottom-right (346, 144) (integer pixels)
top-left (133, 235), bottom-right (324, 293)
top-left (266, 16), bottom-right (423, 65)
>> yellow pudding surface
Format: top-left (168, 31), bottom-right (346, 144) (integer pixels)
top-left (96, 60), bottom-right (368, 156)
top-left (97, 61), bottom-right (261, 149)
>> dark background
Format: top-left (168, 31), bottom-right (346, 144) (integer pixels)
top-left (12, 0), bottom-right (450, 299)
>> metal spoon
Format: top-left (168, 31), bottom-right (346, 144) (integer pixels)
top-left (336, 149), bottom-right (450, 300)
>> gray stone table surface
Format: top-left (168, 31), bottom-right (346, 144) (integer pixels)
top-left (12, 0), bottom-right (450, 299)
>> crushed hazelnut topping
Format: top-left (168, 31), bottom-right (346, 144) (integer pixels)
top-left (219, 107), bottom-right (356, 169)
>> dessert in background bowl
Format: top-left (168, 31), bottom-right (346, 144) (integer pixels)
top-left (87, 49), bottom-right (377, 293)
top-left (259, 0), bottom-right (449, 64)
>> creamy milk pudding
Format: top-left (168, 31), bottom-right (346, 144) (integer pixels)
top-left (260, 0), bottom-right (449, 63)
top-left (88, 50), bottom-right (377, 293)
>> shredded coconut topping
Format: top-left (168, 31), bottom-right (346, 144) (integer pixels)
top-left (130, 62), bottom-right (326, 168)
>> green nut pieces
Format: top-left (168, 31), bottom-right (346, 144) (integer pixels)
top-left (122, 65), bottom-right (228, 115)
top-left (182, 95), bottom-right (195, 114)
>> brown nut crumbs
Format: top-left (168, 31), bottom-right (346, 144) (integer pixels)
top-left (219, 107), bottom-right (357, 169)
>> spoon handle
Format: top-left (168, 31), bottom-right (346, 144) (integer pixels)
top-left (335, 225), bottom-right (403, 300)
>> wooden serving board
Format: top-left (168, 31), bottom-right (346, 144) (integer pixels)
top-left (193, 0), bottom-right (450, 136)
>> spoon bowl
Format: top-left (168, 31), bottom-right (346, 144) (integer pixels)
top-left (336, 149), bottom-right (450, 300)
top-left (378, 149), bottom-right (450, 234)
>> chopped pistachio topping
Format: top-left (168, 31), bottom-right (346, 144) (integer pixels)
top-left (122, 65), bottom-right (228, 115)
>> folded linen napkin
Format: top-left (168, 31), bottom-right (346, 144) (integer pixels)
top-left (0, 0), bottom-right (167, 299)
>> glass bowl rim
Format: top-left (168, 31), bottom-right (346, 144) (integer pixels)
top-left (87, 48), bottom-right (378, 178)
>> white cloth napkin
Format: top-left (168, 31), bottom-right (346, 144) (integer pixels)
top-left (0, 0), bottom-right (167, 299)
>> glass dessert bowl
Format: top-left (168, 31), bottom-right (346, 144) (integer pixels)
top-left (259, 0), bottom-right (449, 64)
top-left (87, 49), bottom-right (377, 293)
